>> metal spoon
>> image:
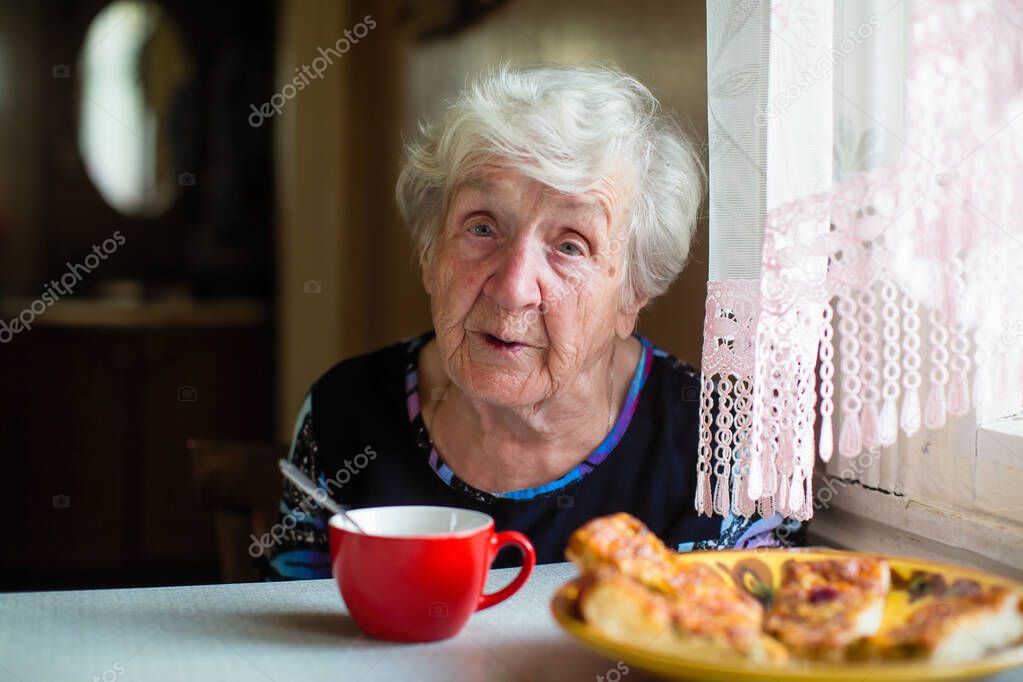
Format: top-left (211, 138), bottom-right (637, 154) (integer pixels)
top-left (278, 459), bottom-right (366, 533)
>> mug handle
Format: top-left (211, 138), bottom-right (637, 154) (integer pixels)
top-left (477, 530), bottom-right (536, 611)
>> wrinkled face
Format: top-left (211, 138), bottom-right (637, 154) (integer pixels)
top-left (422, 164), bottom-right (641, 407)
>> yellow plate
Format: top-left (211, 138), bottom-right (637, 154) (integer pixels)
top-left (550, 548), bottom-right (1023, 681)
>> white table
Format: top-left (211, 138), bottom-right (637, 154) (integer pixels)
top-left (2, 562), bottom-right (1021, 682)
top-left (0, 562), bottom-right (661, 682)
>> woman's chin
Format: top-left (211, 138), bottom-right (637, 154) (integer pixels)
top-left (460, 368), bottom-right (544, 407)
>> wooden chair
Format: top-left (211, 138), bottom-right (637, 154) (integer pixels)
top-left (187, 439), bottom-right (286, 583)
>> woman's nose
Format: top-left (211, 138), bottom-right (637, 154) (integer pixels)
top-left (483, 238), bottom-right (543, 312)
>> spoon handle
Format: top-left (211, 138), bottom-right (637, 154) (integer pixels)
top-left (278, 459), bottom-right (365, 533)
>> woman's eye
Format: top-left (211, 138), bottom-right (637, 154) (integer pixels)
top-left (468, 223), bottom-right (493, 237)
top-left (556, 241), bottom-right (584, 256)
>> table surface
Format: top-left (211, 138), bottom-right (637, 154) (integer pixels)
top-left (2, 562), bottom-right (1022, 682)
top-left (0, 562), bottom-right (656, 682)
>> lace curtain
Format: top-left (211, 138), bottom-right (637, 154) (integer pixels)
top-left (698, 0), bottom-right (1023, 522)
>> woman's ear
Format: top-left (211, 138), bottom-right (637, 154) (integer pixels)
top-left (419, 244), bottom-right (434, 296)
top-left (614, 294), bottom-right (648, 339)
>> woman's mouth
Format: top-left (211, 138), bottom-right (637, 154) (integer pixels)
top-left (482, 332), bottom-right (526, 352)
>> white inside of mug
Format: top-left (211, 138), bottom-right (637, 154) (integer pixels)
top-left (329, 505), bottom-right (493, 538)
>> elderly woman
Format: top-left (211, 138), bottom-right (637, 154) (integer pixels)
top-left (267, 64), bottom-right (798, 579)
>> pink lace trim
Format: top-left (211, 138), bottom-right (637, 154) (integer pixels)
top-left (697, 0), bottom-right (1023, 521)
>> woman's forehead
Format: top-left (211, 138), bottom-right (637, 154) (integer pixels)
top-left (451, 167), bottom-right (616, 226)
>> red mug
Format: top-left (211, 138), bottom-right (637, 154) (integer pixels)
top-left (328, 505), bottom-right (536, 642)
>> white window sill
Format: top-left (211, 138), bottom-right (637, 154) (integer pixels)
top-left (814, 419), bottom-right (1023, 584)
top-left (975, 414), bottom-right (1023, 523)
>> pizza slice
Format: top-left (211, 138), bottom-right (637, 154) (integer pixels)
top-left (567, 513), bottom-right (788, 664)
top-left (862, 585), bottom-right (1023, 663)
top-left (565, 512), bottom-right (679, 592)
top-left (764, 557), bottom-right (891, 659)
top-left (576, 566), bottom-right (789, 664)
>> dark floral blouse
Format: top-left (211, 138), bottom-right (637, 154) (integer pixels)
top-left (264, 331), bottom-right (802, 579)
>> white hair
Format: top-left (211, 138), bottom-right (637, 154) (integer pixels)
top-left (395, 63), bottom-right (705, 308)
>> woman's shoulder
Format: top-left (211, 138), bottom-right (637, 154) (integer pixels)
top-left (301, 331), bottom-right (434, 446)
top-left (639, 337), bottom-right (704, 407)
top-left (310, 331), bottom-right (432, 400)
top-left (297, 332), bottom-right (434, 484)
top-left (622, 337), bottom-right (708, 465)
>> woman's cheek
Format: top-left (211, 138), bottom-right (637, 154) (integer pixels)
top-left (540, 282), bottom-right (582, 351)
top-left (552, 272), bottom-right (614, 348)
top-left (432, 263), bottom-right (480, 331)
top-left (435, 257), bottom-right (466, 300)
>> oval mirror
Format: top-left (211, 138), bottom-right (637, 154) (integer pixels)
top-left (77, 0), bottom-right (194, 217)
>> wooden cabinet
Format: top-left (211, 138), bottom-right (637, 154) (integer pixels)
top-left (0, 301), bottom-right (274, 590)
